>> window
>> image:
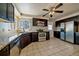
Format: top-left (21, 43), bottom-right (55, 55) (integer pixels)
top-left (19, 20), bottom-right (30, 29)
top-left (0, 22), bottom-right (12, 31)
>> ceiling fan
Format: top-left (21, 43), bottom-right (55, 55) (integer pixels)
top-left (42, 3), bottom-right (63, 17)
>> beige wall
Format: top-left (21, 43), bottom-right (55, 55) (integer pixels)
top-left (48, 20), bottom-right (54, 38)
top-left (18, 18), bottom-right (48, 32)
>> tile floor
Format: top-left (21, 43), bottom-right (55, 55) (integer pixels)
top-left (20, 38), bottom-right (79, 56)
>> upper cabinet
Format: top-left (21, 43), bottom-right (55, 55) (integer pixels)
top-left (0, 3), bottom-right (14, 22)
top-left (33, 18), bottom-right (48, 27)
top-left (7, 3), bottom-right (14, 22)
top-left (0, 3), bottom-right (7, 20)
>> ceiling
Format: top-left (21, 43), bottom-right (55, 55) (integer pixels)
top-left (15, 3), bottom-right (79, 20)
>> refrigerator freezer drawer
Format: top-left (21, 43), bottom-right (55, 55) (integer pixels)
top-left (66, 32), bottom-right (74, 43)
top-left (60, 32), bottom-right (65, 40)
top-left (66, 21), bottom-right (74, 43)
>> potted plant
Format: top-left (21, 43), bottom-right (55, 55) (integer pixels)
top-left (37, 29), bottom-right (44, 32)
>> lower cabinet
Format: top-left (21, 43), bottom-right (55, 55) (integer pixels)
top-left (0, 45), bottom-right (10, 56)
top-left (75, 32), bottom-right (79, 44)
top-left (20, 33), bottom-right (31, 49)
top-left (46, 32), bottom-right (50, 40)
top-left (54, 31), bottom-right (60, 38)
top-left (32, 32), bottom-right (38, 42)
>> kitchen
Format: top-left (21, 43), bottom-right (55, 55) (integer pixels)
top-left (0, 3), bottom-right (50, 56)
top-left (0, 3), bottom-right (79, 56)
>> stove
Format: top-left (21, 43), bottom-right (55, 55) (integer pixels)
top-left (38, 32), bottom-right (46, 41)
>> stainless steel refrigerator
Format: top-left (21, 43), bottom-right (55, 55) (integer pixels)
top-left (65, 21), bottom-right (74, 43)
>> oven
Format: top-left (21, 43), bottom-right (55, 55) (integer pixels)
top-left (38, 32), bottom-right (46, 41)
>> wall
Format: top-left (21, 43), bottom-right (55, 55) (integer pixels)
top-left (19, 17), bottom-right (54, 39)
top-left (56, 12), bottom-right (79, 21)
top-left (18, 17), bottom-right (48, 32)
top-left (48, 19), bottom-right (54, 38)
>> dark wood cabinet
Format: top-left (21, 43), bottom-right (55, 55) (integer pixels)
top-left (33, 18), bottom-right (48, 26)
top-left (54, 31), bottom-right (60, 38)
top-left (46, 32), bottom-right (50, 40)
top-left (0, 44), bottom-right (10, 56)
top-left (44, 20), bottom-right (48, 26)
top-left (20, 33), bottom-right (31, 49)
top-left (7, 3), bottom-right (14, 22)
top-left (32, 32), bottom-right (38, 42)
top-left (33, 18), bottom-right (37, 26)
top-left (0, 3), bottom-right (14, 22)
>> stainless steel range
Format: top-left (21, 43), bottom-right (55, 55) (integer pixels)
top-left (38, 32), bottom-right (46, 41)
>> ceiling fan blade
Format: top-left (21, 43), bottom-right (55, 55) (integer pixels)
top-left (42, 12), bottom-right (49, 17)
top-left (54, 10), bottom-right (63, 13)
top-left (42, 9), bottom-right (49, 11)
top-left (55, 3), bottom-right (63, 9)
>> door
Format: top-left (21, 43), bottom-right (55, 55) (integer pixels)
top-left (60, 23), bottom-right (65, 40)
top-left (66, 21), bottom-right (74, 43)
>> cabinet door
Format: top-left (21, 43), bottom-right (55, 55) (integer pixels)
top-left (32, 32), bottom-right (38, 42)
top-left (46, 32), bottom-right (50, 40)
top-left (7, 3), bottom-right (14, 22)
top-left (33, 18), bottom-right (37, 26)
top-left (44, 20), bottom-right (47, 26)
top-left (20, 34), bottom-right (31, 49)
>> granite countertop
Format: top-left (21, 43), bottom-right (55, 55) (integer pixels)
top-left (0, 44), bottom-right (6, 51)
top-left (0, 33), bottom-right (22, 51)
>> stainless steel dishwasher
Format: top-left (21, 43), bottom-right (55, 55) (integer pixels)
top-left (10, 36), bottom-right (20, 56)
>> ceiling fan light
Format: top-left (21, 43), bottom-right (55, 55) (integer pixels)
top-left (50, 14), bottom-right (53, 17)
top-left (52, 12), bottom-right (55, 14)
top-left (49, 12), bottom-right (54, 15)
top-left (49, 12), bottom-right (52, 15)
top-left (53, 8), bottom-right (55, 11)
